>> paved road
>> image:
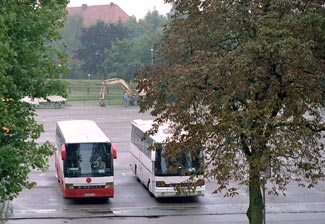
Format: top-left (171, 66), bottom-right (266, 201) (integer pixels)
top-left (1, 105), bottom-right (325, 224)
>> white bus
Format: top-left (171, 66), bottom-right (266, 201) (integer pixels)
top-left (129, 119), bottom-right (205, 197)
top-left (55, 120), bottom-right (117, 199)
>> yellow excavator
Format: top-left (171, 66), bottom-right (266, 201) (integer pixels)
top-left (99, 78), bottom-right (144, 107)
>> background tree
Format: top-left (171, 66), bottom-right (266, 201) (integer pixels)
top-left (103, 10), bottom-right (169, 81)
top-left (74, 20), bottom-right (127, 80)
top-left (57, 14), bottom-right (83, 79)
top-left (0, 0), bottom-right (68, 200)
top-left (103, 39), bottom-right (142, 82)
top-left (144, 9), bottom-right (167, 31)
top-left (59, 14), bottom-right (83, 55)
top-left (59, 9), bottom-right (169, 80)
top-left (136, 1), bottom-right (325, 224)
top-left (124, 16), bottom-right (147, 39)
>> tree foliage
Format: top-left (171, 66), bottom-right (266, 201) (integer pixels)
top-left (59, 14), bottom-right (83, 55)
top-left (103, 39), bottom-right (142, 82)
top-left (103, 11), bottom-right (168, 81)
top-left (62, 9), bottom-right (170, 80)
top-left (74, 20), bottom-right (128, 80)
top-left (144, 9), bottom-right (168, 31)
top-left (0, 0), bottom-right (68, 201)
top-left (107, 11), bottom-right (169, 82)
top-left (136, 1), bottom-right (325, 223)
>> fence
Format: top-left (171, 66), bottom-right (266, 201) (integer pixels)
top-left (66, 85), bottom-right (125, 106)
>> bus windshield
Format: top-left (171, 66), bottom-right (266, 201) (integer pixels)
top-left (64, 143), bottom-right (113, 177)
top-left (154, 146), bottom-right (203, 176)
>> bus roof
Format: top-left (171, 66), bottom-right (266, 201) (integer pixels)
top-left (57, 120), bottom-right (110, 144)
top-left (132, 119), bottom-right (174, 143)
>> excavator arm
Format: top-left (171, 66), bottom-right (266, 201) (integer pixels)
top-left (99, 78), bottom-right (139, 107)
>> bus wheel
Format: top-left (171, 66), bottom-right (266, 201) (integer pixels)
top-left (147, 180), bottom-right (154, 197)
top-left (146, 180), bottom-right (150, 190)
top-left (55, 166), bottom-right (60, 183)
top-left (135, 165), bottom-right (140, 182)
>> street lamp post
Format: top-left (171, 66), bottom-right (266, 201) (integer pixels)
top-left (151, 48), bottom-right (154, 65)
top-left (58, 64), bottom-right (62, 79)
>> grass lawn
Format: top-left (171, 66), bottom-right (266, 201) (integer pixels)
top-left (63, 79), bottom-right (135, 106)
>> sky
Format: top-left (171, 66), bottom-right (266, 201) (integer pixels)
top-left (68, 0), bottom-right (172, 19)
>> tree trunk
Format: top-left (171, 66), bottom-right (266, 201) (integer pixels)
top-left (246, 171), bottom-right (263, 224)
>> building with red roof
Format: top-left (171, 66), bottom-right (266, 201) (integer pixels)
top-left (67, 2), bottom-right (129, 25)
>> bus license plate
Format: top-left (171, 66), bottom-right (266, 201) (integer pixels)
top-left (84, 193), bottom-right (95, 197)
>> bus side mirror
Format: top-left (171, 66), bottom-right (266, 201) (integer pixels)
top-left (61, 144), bottom-right (66, 160)
top-left (112, 144), bottom-right (117, 159)
top-left (151, 151), bottom-right (155, 161)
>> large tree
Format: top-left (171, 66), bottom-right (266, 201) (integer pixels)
top-left (74, 20), bottom-right (128, 80)
top-left (0, 0), bottom-right (67, 201)
top-left (59, 14), bottom-right (83, 55)
top-left (103, 39), bottom-right (142, 82)
top-left (57, 14), bottom-right (83, 79)
top-left (136, 1), bottom-right (325, 224)
top-left (103, 12), bottom-right (169, 81)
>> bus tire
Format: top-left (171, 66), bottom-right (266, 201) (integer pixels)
top-left (135, 165), bottom-right (140, 182)
top-left (147, 180), bottom-right (154, 197)
top-left (55, 166), bottom-right (60, 183)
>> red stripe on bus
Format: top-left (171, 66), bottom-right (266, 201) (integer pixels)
top-left (63, 188), bottom-right (114, 198)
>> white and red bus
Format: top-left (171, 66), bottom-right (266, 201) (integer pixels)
top-left (55, 120), bottom-right (117, 199)
top-left (129, 119), bottom-right (205, 198)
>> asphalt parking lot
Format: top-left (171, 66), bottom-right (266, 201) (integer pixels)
top-left (1, 105), bottom-right (325, 224)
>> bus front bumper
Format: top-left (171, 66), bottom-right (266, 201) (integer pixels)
top-left (64, 187), bottom-right (114, 199)
top-left (153, 186), bottom-right (205, 198)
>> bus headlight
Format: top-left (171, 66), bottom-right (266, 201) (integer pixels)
top-left (156, 181), bottom-right (166, 187)
top-left (65, 183), bottom-right (74, 189)
top-left (197, 179), bottom-right (205, 186)
top-left (105, 182), bottom-right (113, 188)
